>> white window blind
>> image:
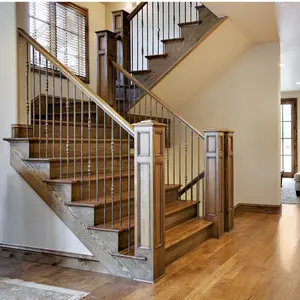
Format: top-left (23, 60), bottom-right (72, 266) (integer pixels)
top-left (29, 2), bottom-right (88, 80)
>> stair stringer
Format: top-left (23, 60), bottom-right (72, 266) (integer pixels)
top-left (5, 139), bottom-right (154, 282)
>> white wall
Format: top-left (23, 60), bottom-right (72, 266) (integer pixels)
top-left (0, 3), bottom-right (91, 255)
top-left (179, 43), bottom-right (281, 206)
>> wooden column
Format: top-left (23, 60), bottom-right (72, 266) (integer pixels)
top-left (112, 10), bottom-right (130, 71)
top-left (133, 120), bottom-right (166, 283)
top-left (224, 130), bottom-right (234, 231)
top-left (204, 129), bottom-right (225, 238)
top-left (95, 30), bottom-right (116, 107)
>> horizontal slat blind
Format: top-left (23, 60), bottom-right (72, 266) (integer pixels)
top-left (29, 2), bottom-right (87, 79)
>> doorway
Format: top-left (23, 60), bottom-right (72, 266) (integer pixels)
top-left (281, 98), bottom-right (297, 178)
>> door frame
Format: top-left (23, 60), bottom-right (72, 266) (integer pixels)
top-left (281, 98), bottom-right (298, 178)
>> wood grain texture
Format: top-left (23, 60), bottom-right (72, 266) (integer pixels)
top-left (1, 205), bottom-right (295, 299)
top-left (234, 203), bottom-right (282, 217)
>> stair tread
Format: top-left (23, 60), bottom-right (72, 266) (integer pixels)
top-left (130, 70), bottom-right (151, 75)
top-left (165, 184), bottom-right (181, 191)
top-left (178, 20), bottom-right (202, 27)
top-left (88, 200), bottom-right (198, 232)
top-left (161, 38), bottom-right (184, 44)
top-left (165, 218), bottom-right (213, 250)
top-left (145, 53), bottom-right (168, 59)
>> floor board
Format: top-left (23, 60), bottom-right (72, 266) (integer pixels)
top-left (1, 204), bottom-right (300, 300)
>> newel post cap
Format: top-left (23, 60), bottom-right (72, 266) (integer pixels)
top-left (133, 119), bottom-right (167, 128)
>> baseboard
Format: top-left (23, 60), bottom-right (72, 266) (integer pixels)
top-left (0, 243), bottom-right (107, 273)
top-left (234, 203), bottom-right (282, 217)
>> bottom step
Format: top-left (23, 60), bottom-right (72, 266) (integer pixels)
top-left (165, 218), bottom-right (213, 265)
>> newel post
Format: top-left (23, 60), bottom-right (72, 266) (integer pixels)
top-left (95, 30), bottom-right (117, 107)
top-left (204, 129), bottom-right (225, 238)
top-left (133, 120), bottom-right (166, 283)
top-left (224, 130), bottom-right (234, 231)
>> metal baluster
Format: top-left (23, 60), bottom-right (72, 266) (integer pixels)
top-left (96, 105), bottom-right (99, 203)
top-left (130, 19), bottom-right (133, 71)
top-left (152, 2), bottom-right (154, 55)
top-left (145, 94), bottom-right (147, 119)
top-left (66, 79), bottom-right (69, 178)
top-left (179, 2), bottom-right (181, 27)
top-left (73, 85), bottom-right (76, 179)
top-left (111, 118), bottom-right (115, 226)
top-left (150, 96), bottom-right (152, 118)
top-left (59, 72), bottom-right (62, 177)
top-left (147, 4), bottom-right (149, 58)
top-left (173, 3), bottom-right (175, 39)
top-left (119, 126), bottom-right (123, 226)
top-left (139, 88), bottom-right (141, 121)
top-left (197, 135), bottom-right (200, 203)
top-left (45, 59), bottom-right (49, 157)
top-left (127, 133), bottom-right (131, 252)
top-left (168, 2), bottom-right (170, 39)
top-left (32, 47), bottom-right (35, 137)
top-left (179, 120), bottom-right (181, 194)
top-left (166, 110), bottom-right (170, 185)
top-left (190, 2), bottom-right (192, 22)
top-left (191, 131), bottom-right (193, 200)
top-left (155, 100), bottom-right (158, 121)
top-left (162, 2), bottom-right (165, 41)
top-left (137, 13), bottom-right (139, 70)
top-left (38, 53), bottom-right (42, 157)
top-left (52, 66), bottom-right (55, 157)
top-left (88, 97), bottom-right (91, 203)
top-left (185, 125), bottom-right (187, 200)
top-left (185, 2), bottom-right (187, 23)
top-left (173, 115), bottom-right (175, 184)
top-left (25, 42), bottom-right (29, 138)
top-left (104, 112), bottom-right (107, 224)
top-left (141, 6), bottom-right (144, 70)
top-left (133, 84), bottom-right (136, 123)
top-left (80, 91), bottom-right (84, 200)
top-left (202, 170), bottom-right (205, 217)
top-left (157, 2), bottom-right (160, 54)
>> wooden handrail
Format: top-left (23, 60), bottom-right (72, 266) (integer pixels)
top-left (17, 28), bottom-right (134, 137)
top-left (112, 60), bottom-right (204, 139)
top-left (127, 2), bottom-right (147, 21)
top-left (179, 171), bottom-right (205, 197)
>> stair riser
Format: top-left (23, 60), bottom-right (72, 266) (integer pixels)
top-left (165, 188), bottom-right (179, 203)
top-left (50, 157), bottom-right (134, 179)
top-left (29, 140), bottom-right (129, 158)
top-left (165, 225), bottom-right (212, 265)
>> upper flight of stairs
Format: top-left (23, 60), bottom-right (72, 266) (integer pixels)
top-left (131, 5), bottom-right (223, 88)
top-left (5, 94), bottom-right (213, 275)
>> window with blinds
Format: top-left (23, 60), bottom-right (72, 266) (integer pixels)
top-left (29, 2), bottom-right (88, 81)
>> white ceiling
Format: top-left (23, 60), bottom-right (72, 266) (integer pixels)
top-left (276, 2), bottom-right (300, 92)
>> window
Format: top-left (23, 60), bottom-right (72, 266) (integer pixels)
top-left (29, 2), bottom-right (89, 82)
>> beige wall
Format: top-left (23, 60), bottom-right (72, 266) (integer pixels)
top-left (281, 91), bottom-right (300, 171)
top-left (178, 43), bottom-right (281, 206)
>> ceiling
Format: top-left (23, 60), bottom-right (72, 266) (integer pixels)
top-left (276, 2), bottom-right (300, 92)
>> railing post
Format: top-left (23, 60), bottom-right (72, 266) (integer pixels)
top-left (95, 30), bottom-right (117, 107)
top-left (112, 10), bottom-right (130, 72)
top-left (204, 129), bottom-right (225, 238)
top-left (224, 130), bottom-right (234, 231)
top-left (133, 120), bottom-right (166, 283)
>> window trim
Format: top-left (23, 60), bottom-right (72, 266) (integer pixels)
top-left (30, 2), bottom-right (90, 84)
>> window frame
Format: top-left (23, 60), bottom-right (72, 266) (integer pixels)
top-left (30, 2), bottom-right (90, 84)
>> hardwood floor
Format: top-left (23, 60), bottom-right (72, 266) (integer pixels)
top-left (1, 204), bottom-right (300, 299)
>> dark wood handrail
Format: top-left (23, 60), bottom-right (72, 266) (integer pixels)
top-left (127, 2), bottom-right (147, 21)
top-left (179, 171), bottom-right (205, 197)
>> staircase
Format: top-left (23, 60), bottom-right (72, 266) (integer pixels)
top-left (3, 2), bottom-right (234, 283)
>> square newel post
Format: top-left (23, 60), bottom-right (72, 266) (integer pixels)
top-left (112, 10), bottom-right (130, 71)
top-left (224, 130), bottom-right (234, 231)
top-left (204, 129), bottom-right (225, 238)
top-left (95, 30), bottom-right (117, 107)
top-left (133, 120), bottom-right (166, 283)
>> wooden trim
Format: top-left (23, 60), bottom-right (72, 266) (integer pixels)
top-left (281, 98), bottom-right (298, 178)
top-left (127, 2), bottom-right (147, 21)
top-left (234, 203), bottom-right (282, 217)
top-left (148, 17), bottom-right (228, 91)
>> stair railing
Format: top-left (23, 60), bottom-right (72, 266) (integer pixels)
top-left (128, 2), bottom-right (202, 71)
top-left (17, 27), bottom-right (134, 252)
top-left (112, 61), bottom-right (205, 216)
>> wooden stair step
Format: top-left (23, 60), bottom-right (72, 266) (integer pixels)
top-left (130, 69), bottom-right (151, 75)
top-left (178, 20), bottom-right (202, 27)
top-left (165, 218), bottom-right (213, 265)
top-left (161, 37), bottom-right (184, 44)
top-left (145, 53), bottom-right (168, 60)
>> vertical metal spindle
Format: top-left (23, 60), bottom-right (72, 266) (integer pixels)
top-left (45, 60), bottom-right (49, 157)
top-left (25, 42), bottom-right (29, 137)
top-left (32, 46), bottom-right (35, 137)
top-left (111, 118), bottom-right (115, 226)
top-left (197, 135), bottom-right (200, 203)
top-left (162, 2), bottom-right (165, 41)
top-left (73, 85), bottom-right (76, 179)
top-left (173, 115), bottom-right (175, 184)
top-left (179, 2), bottom-right (181, 27)
top-left (190, 2), bottom-right (192, 22)
top-left (139, 88), bottom-right (141, 121)
top-left (130, 19), bottom-right (133, 71)
top-left (152, 2), bottom-right (154, 55)
top-left (147, 4), bottom-right (149, 58)
top-left (185, 125), bottom-right (187, 200)
top-left (179, 120), bottom-right (181, 191)
top-left (59, 72), bottom-right (62, 178)
top-left (157, 2), bottom-right (160, 54)
top-left (155, 100), bottom-right (158, 121)
top-left (119, 126), bottom-right (123, 226)
top-left (80, 91), bottom-right (84, 200)
top-left (191, 131), bottom-right (193, 200)
top-left (52, 66), bottom-right (55, 157)
top-left (38, 53), bottom-right (41, 157)
top-left (133, 84), bottom-right (136, 123)
top-left (66, 79), bottom-right (69, 178)
top-left (104, 112), bottom-right (107, 224)
top-left (168, 2), bottom-right (170, 39)
top-left (150, 96), bottom-right (152, 118)
top-left (88, 97), bottom-right (91, 203)
top-left (173, 3), bottom-right (175, 39)
top-left (127, 133), bottom-right (131, 252)
top-left (167, 110), bottom-right (170, 185)
top-left (185, 2), bottom-right (187, 23)
top-left (96, 105), bottom-right (99, 203)
top-left (202, 171), bottom-right (205, 217)
top-left (137, 13), bottom-right (139, 70)
top-left (141, 6), bottom-right (144, 70)
top-left (145, 94), bottom-right (147, 119)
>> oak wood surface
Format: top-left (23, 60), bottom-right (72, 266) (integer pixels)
top-left (1, 205), bottom-right (296, 299)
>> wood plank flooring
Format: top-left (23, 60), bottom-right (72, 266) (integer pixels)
top-left (1, 204), bottom-right (300, 300)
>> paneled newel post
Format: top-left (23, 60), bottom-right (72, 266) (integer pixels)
top-left (95, 30), bottom-right (117, 107)
top-left (134, 120), bottom-right (166, 283)
top-left (224, 130), bottom-right (234, 231)
top-left (204, 129), bottom-right (225, 238)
